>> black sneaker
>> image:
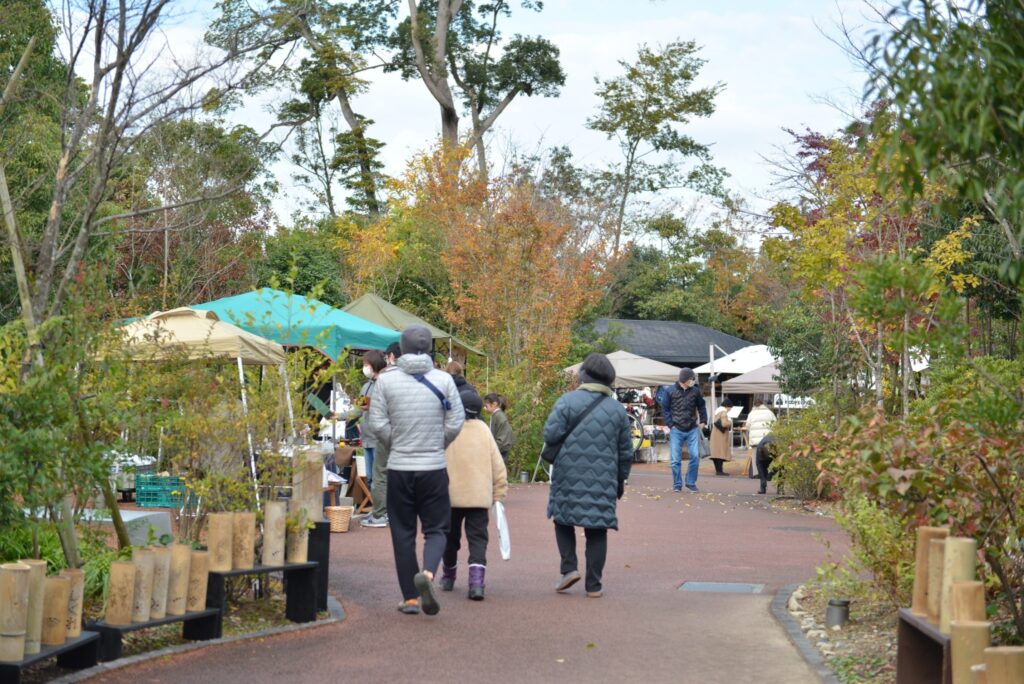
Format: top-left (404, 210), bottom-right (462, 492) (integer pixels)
top-left (414, 572), bottom-right (440, 615)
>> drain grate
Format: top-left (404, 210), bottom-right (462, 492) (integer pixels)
top-left (678, 581), bottom-right (765, 594)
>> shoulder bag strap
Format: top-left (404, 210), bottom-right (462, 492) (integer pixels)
top-left (413, 373), bottom-right (452, 410)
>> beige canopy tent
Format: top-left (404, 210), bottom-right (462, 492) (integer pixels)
top-left (564, 350), bottom-right (682, 388)
top-left (118, 308), bottom-right (292, 506)
top-left (721, 361), bottom-right (782, 394)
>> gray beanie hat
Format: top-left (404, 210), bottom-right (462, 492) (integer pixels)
top-left (678, 368), bottom-right (696, 383)
top-left (399, 324), bottom-right (433, 355)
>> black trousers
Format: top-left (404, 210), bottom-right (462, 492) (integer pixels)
top-left (554, 523), bottom-right (608, 593)
top-left (443, 507), bottom-right (490, 567)
top-left (387, 468), bottom-right (451, 600)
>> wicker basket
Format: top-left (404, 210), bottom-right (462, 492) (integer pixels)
top-left (325, 506), bottom-right (354, 533)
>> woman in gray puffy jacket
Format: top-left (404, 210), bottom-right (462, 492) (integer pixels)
top-left (543, 353), bottom-right (633, 597)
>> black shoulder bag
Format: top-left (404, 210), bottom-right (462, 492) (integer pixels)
top-left (541, 394), bottom-right (606, 464)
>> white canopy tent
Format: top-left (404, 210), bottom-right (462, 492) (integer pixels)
top-left (564, 350), bottom-right (682, 389)
top-left (693, 344), bottom-right (775, 376)
top-left (721, 362), bottom-right (782, 395)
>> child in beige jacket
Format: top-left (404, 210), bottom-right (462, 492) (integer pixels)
top-left (440, 387), bottom-right (508, 600)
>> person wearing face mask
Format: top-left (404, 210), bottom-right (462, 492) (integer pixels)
top-left (357, 350), bottom-right (387, 486)
top-left (661, 368), bottom-right (708, 493)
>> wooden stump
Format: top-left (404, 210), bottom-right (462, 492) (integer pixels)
top-left (41, 576), bottom-right (70, 646)
top-left (970, 663), bottom-right (987, 684)
top-left (186, 550), bottom-right (209, 612)
top-left (206, 513), bottom-right (234, 572)
top-left (149, 546), bottom-right (172, 620)
top-left (131, 548), bottom-right (155, 624)
top-left (984, 646), bottom-right (1024, 684)
top-left (232, 512), bottom-right (256, 570)
top-left (293, 449), bottom-right (325, 524)
top-left (941, 537), bottom-right (978, 635)
top-left (262, 501), bottom-right (286, 567)
top-left (60, 568), bottom-right (84, 638)
top-left (105, 560), bottom-right (136, 626)
top-left (950, 581), bottom-right (986, 624)
top-left (19, 559), bottom-right (47, 654)
top-left (167, 543), bottom-right (192, 616)
top-left (0, 562), bottom-right (30, 663)
top-left (951, 620), bottom-right (990, 684)
top-left (927, 538), bottom-right (946, 623)
top-left (286, 525), bottom-right (309, 564)
top-left (911, 526), bottom-right (949, 617)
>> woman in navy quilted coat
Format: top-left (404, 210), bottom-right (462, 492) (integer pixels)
top-left (544, 353), bottom-right (633, 597)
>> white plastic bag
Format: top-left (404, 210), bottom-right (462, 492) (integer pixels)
top-left (494, 501), bottom-right (511, 561)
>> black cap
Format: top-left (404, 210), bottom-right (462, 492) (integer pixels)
top-left (460, 387), bottom-right (483, 417)
top-left (578, 353), bottom-right (615, 387)
top-left (678, 368), bottom-right (696, 383)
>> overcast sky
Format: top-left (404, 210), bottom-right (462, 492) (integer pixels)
top-left (168, 0), bottom-right (870, 223)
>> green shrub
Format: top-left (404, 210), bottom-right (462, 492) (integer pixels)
top-left (770, 397), bottom-right (844, 500)
top-left (0, 523), bottom-right (68, 574)
top-left (834, 495), bottom-right (915, 608)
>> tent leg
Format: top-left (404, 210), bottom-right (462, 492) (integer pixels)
top-left (280, 363), bottom-right (296, 440)
top-left (238, 357), bottom-right (261, 510)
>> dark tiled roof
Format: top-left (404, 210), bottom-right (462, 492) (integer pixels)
top-left (594, 318), bottom-right (752, 367)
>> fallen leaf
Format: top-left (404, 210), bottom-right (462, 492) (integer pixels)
top-left (586, 643), bottom-right (596, 649)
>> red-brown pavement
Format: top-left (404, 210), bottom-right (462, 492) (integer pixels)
top-left (88, 462), bottom-right (849, 684)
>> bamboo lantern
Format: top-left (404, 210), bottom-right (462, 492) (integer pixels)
top-left (927, 539), bottom-right (946, 623)
top-left (131, 548), bottom-right (155, 624)
top-left (262, 501), bottom-right (286, 567)
top-left (19, 559), bottom-right (47, 654)
top-left (104, 561), bottom-right (136, 626)
top-left (60, 568), bottom-right (84, 638)
top-left (41, 575), bottom-right (70, 646)
top-left (911, 526), bottom-right (949, 616)
top-left (951, 581), bottom-right (986, 624)
top-left (186, 550), bottom-right (209, 612)
top-left (984, 646), bottom-right (1024, 684)
top-left (206, 513), bottom-right (234, 572)
top-left (166, 544), bottom-right (192, 616)
top-left (951, 620), bottom-right (990, 684)
top-left (970, 664), bottom-right (987, 684)
top-left (941, 537), bottom-right (978, 634)
top-left (293, 448), bottom-right (325, 524)
top-left (0, 563), bottom-right (30, 663)
top-left (149, 546), bottom-right (172, 619)
top-left (232, 512), bottom-right (256, 570)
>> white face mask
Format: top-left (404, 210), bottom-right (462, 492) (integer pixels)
top-left (362, 366), bottom-right (373, 379)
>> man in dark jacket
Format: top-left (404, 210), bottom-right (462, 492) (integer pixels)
top-left (544, 353), bottom-right (633, 597)
top-left (664, 368), bottom-right (708, 493)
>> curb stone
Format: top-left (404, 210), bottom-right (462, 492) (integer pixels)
top-left (50, 595), bottom-right (346, 683)
top-left (771, 584), bottom-right (841, 684)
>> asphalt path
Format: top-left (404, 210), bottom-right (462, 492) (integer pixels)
top-left (88, 462), bottom-right (849, 684)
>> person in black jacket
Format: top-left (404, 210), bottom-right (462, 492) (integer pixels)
top-left (662, 368), bottom-right (708, 493)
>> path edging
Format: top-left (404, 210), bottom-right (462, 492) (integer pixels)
top-left (771, 584), bottom-right (841, 684)
top-left (50, 595), bottom-right (346, 683)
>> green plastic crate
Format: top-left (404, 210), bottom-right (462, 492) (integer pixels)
top-left (136, 475), bottom-right (186, 508)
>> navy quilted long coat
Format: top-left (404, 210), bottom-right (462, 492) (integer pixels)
top-left (544, 386), bottom-right (633, 530)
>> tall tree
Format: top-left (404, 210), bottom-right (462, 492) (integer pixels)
top-left (588, 40), bottom-right (725, 251)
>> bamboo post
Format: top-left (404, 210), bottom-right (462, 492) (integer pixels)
top-left (984, 646), bottom-right (1024, 684)
top-left (19, 559), bottom-right (46, 654)
top-left (232, 512), bottom-right (256, 570)
top-left (60, 568), bottom-right (84, 638)
top-left (186, 550), bottom-right (209, 612)
top-left (105, 561), bottom-right (136, 626)
top-left (166, 544), bottom-right (192, 616)
top-left (927, 539), bottom-right (946, 623)
top-left (262, 501), bottom-right (286, 567)
top-left (206, 513), bottom-right (234, 572)
top-left (970, 664), bottom-right (987, 684)
top-left (950, 581), bottom-right (986, 623)
top-left (941, 537), bottom-right (978, 634)
top-left (149, 546), bottom-right (172, 619)
top-left (951, 620), bottom-right (990, 684)
top-left (0, 563), bottom-right (30, 663)
top-left (911, 526), bottom-right (949, 616)
top-left (131, 548), bottom-right (155, 624)
top-left (293, 448), bottom-right (325, 523)
top-left (41, 576), bottom-right (70, 646)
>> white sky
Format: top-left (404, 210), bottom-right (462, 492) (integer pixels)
top-left (155, 0), bottom-right (870, 224)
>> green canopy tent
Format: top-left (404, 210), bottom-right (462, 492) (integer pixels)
top-left (194, 289), bottom-right (400, 359)
top-left (342, 292), bottom-right (485, 360)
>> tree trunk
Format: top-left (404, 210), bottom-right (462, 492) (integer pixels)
top-left (875, 322), bottom-right (885, 411)
top-left (441, 105), bottom-right (459, 147)
top-left (100, 480), bottom-right (131, 550)
top-left (333, 87), bottom-right (381, 215)
top-left (902, 310), bottom-right (910, 418)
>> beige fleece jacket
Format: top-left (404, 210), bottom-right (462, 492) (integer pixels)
top-left (445, 418), bottom-right (508, 508)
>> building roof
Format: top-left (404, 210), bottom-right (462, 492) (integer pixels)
top-left (593, 318), bottom-right (752, 367)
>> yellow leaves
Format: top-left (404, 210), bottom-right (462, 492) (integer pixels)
top-left (924, 216), bottom-right (981, 294)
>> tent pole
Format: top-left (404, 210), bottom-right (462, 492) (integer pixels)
top-left (237, 356), bottom-right (261, 510)
top-left (280, 363), bottom-right (296, 440)
top-left (331, 374), bottom-right (337, 446)
top-left (709, 344), bottom-right (717, 417)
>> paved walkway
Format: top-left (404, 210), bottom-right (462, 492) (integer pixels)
top-left (89, 462), bottom-right (848, 683)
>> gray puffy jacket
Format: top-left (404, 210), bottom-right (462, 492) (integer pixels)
top-left (365, 354), bottom-right (465, 471)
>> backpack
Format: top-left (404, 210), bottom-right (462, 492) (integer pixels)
top-left (656, 385), bottom-right (672, 428)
